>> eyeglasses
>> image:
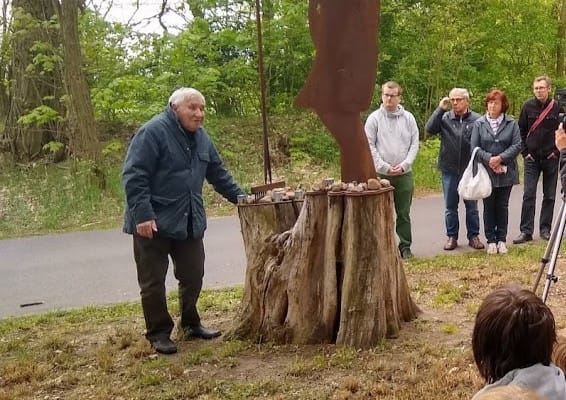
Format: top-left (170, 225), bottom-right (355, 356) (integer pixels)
top-left (450, 98), bottom-right (465, 102)
top-left (383, 93), bottom-right (399, 98)
top-left (534, 86), bottom-right (548, 91)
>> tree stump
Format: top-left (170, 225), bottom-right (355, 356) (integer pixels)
top-left (227, 189), bottom-right (419, 349)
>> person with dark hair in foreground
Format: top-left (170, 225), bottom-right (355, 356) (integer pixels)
top-left (471, 286), bottom-right (566, 399)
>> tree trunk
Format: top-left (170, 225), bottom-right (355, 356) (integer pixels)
top-left (337, 192), bottom-right (416, 346)
top-left (54, 0), bottom-right (100, 163)
top-left (3, 0), bottom-right (61, 160)
top-left (228, 189), bottom-right (419, 349)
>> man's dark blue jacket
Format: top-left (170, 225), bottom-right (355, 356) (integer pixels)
top-left (122, 105), bottom-right (244, 240)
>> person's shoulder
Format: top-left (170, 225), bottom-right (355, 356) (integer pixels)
top-left (143, 110), bottom-right (171, 131)
top-left (468, 110), bottom-right (482, 120)
top-left (194, 127), bottom-right (214, 147)
top-left (366, 108), bottom-right (382, 119)
top-left (522, 97), bottom-right (538, 108)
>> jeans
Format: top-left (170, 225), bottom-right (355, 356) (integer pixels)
top-left (133, 235), bottom-right (205, 341)
top-left (519, 157), bottom-right (559, 235)
top-left (483, 186), bottom-right (513, 244)
top-left (379, 172), bottom-right (414, 251)
top-left (441, 171), bottom-right (480, 240)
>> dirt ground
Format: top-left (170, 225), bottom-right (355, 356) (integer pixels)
top-left (3, 249), bottom-right (566, 400)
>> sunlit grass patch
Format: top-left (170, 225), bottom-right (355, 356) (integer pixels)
top-left (441, 323), bottom-right (458, 334)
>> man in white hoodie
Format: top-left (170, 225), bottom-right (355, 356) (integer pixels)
top-left (365, 81), bottom-right (420, 259)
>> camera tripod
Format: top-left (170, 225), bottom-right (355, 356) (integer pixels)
top-left (532, 197), bottom-right (566, 303)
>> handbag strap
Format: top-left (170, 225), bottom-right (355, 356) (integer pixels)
top-left (467, 147), bottom-right (481, 169)
top-left (527, 99), bottom-right (555, 138)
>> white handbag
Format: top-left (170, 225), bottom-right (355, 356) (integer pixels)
top-left (458, 147), bottom-right (492, 200)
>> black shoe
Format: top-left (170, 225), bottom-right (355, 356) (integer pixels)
top-left (150, 337), bottom-right (177, 354)
top-left (183, 325), bottom-right (221, 340)
top-left (540, 230), bottom-right (551, 241)
top-left (400, 248), bottom-right (413, 259)
top-left (512, 233), bottom-right (533, 244)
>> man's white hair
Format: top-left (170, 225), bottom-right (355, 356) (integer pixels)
top-left (168, 87), bottom-right (206, 106)
top-left (449, 87), bottom-right (470, 101)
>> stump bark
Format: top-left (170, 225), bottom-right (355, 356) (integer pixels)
top-left (227, 189), bottom-right (419, 349)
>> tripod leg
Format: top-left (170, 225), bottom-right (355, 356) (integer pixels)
top-left (533, 200), bottom-right (566, 293)
top-left (541, 197), bottom-right (566, 302)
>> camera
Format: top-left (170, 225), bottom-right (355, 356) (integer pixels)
top-left (555, 88), bottom-right (566, 122)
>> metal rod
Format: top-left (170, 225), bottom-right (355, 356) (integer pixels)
top-left (533, 200), bottom-right (565, 292)
top-left (255, 0), bottom-right (272, 184)
top-left (541, 196), bottom-right (566, 302)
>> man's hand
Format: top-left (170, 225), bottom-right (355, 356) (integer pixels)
top-left (439, 97), bottom-right (451, 111)
top-left (136, 220), bottom-right (158, 238)
top-left (556, 122), bottom-right (566, 150)
top-left (388, 165), bottom-right (404, 176)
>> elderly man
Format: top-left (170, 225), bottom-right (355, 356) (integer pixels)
top-left (122, 87), bottom-right (245, 354)
top-left (425, 88), bottom-right (484, 251)
top-left (513, 76), bottom-right (560, 244)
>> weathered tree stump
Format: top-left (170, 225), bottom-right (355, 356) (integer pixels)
top-left (227, 189), bottom-right (419, 349)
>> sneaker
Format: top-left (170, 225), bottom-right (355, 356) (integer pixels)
top-left (496, 241), bottom-right (508, 254)
top-left (540, 230), bottom-right (551, 241)
top-left (468, 236), bottom-right (485, 250)
top-left (400, 248), bottom-right (414, 259)
top-left (487, 243), bottom-right (498, 255)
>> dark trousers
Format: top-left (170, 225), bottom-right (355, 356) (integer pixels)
top-left (482, 186), bottom-right (513, 244)
top-left (133, 235), bottom-right (205, 341)
top-left (520, 157), bottom-right (559, 235)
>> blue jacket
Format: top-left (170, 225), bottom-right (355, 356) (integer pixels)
top-left (471, 114), bottom-right (522, 188)
top-left (122, 105), bottom-right (245, 240)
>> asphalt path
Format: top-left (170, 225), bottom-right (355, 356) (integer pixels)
top-left (0, 184), bottom-right (559, 318)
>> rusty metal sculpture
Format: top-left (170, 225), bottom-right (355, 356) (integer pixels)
top-left (295, 0), bottom-right (380, 183)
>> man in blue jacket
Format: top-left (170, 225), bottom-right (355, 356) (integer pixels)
top-left (122, 87), bottom-right (245, 354)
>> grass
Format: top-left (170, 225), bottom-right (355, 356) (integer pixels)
top-left (2, 241), bottom-right (565, 399)
top-left (0, 114), bottom-right (441, 239)
top-left (0, 114), bottom-right (546, 398)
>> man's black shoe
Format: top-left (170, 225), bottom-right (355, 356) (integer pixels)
top-left (150, 337), bottom-right (177, 354)
top-left (183, 325), bottom-right (221, 340)
top-left (540, 230), bottom-right (551, 241)
top-left (512, 233), bottom-right (533, 244)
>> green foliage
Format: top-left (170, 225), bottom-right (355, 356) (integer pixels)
top-left (42, 140), bottom-right (64, 154)
top-left (17, 105), bottom-right (61, 127)
top-left (412, 138), bottom-right (441, 191)
top-left (290, 131), bottom-right (339, 165)
top-left (0, 159), bottom-right (124, 238)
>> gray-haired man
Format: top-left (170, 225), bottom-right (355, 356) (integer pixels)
top-left (425, 88), bottom-right (485, 251)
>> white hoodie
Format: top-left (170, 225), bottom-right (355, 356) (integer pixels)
top-left (364, 104), bottom-right (419, 175)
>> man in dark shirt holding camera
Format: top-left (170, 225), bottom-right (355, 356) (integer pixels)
top-left (513, 76), bottom-right (560, 244)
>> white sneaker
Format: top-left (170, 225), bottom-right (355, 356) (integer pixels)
top-left (487, 243), bottom-right (498, 254)
top-left (497, 241), bottom-right (508, 254)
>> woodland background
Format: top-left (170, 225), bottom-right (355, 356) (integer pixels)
top-left (2, 0), bottom-right (566, 164)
